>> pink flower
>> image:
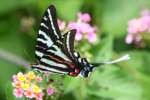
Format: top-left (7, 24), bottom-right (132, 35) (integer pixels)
top-left (58, 12), bottom-right (97, 43)
top-left (13, 88), bottom-right (24, 98)
top-left (127, 18), bottom-right (145, 34)
top-left (47, 87), bottom-right (55, 96)
top-left (125, 33), bottom-right (134, 44)
top-left (68, 21), bottom-right (97, 42)
top-left (79, 23), bottom-right (91, 33)
top-left (141, 9), bottom-right (150, 16)
top-left (75, 31), bottom-right (83, 41)
top-left (87, 32), bottom-right (97, 43)
top-left (24, 89), bottom-right (34, 98)
top-left (126, 18), bottom-right (144, 45)
top-left (12, 81), bottom-right (22, 88)
top-left (57, 19), bottom-right (66, 30)
top-left (35, 93), bottom-right (43, 100)
top-left (78, 12), bottom-right (91, 22)
top-left (68, 22), bottom-right (83, 41)
top-left (36, 76), bottom-right (43, 83)
top-left (12, 75), bottom-right (18, 82)
top-left (68, 22), bottom-right (80, 30)
top-left (140, 16), bottom-right (150, 32)
top-left (127, 9), bottom-right (150, 34)
top-left (125, 9), bottom-right (150, 46)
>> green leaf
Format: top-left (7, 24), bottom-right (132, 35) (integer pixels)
top-left (92, 35), bottom-right (113, 62)
top-left (64, 77), bottom-right (81, 93)
top-left (5, 81), bottom-right (15, 100)
top-left (52, 0), bottom-right (83, 20)
top-left (0, 16), bottom-right (28, 98)
top-left (0, 0), bottom-right (36, 15)
top-left (64, 76), bottom-right (89, 100)
top-left (125, 50), bottom-right (150, 76)
top-left (119, 51), bottom-right (150, 100)
top-left (89, 65), bottom-right (143, 100)
top-left (137, 73), bottom-right (150, 100)
top-left (38, 0), bottom-right (83, 21)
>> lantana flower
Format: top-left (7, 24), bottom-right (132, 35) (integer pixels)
top-left (47, 87), bottom-right (55, 96)
top-left (12, 71), bottom-right (55, 100)
top-left (13, 88), bottom-right (24, 98)
top-left (24, 89), bottom-right (34, 98)
top-left (58, 12), bottom-right (97, 43)
top-left (125, 9), bottom-right (150, 47)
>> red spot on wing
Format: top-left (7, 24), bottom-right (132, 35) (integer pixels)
top-left (69, 68), bottom-right (81, 77)
top-left (69, 72), bottom-right (75, 76)
top-left (75, 68), bottom-right (80, 73)
top-left (48, 55), bottom-right (81, 77)
top-left (69, 63), bottom-right (75, 68)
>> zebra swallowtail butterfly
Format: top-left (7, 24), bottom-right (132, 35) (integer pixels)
top-left (32, 5), bottom-right (130, 77)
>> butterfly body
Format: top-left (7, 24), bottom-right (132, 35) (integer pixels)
top-left (32, 5), bottom-right (130, 78)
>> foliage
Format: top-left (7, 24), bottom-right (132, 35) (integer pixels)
top-left (0, 0), bottom-right (150, 100)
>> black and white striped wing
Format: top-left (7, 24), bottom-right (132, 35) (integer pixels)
top-left (34, 5), bottom-right (82, 75)
top-left (62, 30), bottom-right (83, 64)
top-left (63, 30), bottom-right (76, 59)
top-left (63, 30), bottom-right (89, 70)
top-left (35, 5), bottom-right (62, 61)
top-left (37, 42), bottom-right (75, 74)
top-left (34, 30), bottom-right (79, 75)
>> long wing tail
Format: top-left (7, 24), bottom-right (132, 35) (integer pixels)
top-left (92, 54), bottom-right (130, 67)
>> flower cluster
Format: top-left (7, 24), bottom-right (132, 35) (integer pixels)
top-left (125, 9), bottom-right (150, 47)
top-left (58, 12), bottom-right (97, 43)
top-left (12, 71), bottom-right (55, 100)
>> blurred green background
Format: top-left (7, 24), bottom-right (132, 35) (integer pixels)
top-left (0, 0), bottom-right (150, 100)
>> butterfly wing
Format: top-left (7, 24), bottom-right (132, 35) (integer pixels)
top-left (34, 30), bottom-right (82, 76)
top-left (35, 5), bottom-right (62, 61)
top-left (37, 41), bottom-right (75, 74)
top-left (34, 5), bottom-right (82, 76)
top-left (62, 30), bottom-right (84, 64)
top-left (62, 29), bottom-right (76, 59)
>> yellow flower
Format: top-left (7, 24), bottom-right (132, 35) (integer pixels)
top-left (26, 71), bottom-right (36, 80)
top-left (17, 72), bottom-right (26, 82)
top-left (32, 85), bottom-right (41, 93)
top-left (21, 83), bottom-right (30, 90)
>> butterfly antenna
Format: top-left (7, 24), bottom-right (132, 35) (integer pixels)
top-left (92, 54), bottom-right (130, 67)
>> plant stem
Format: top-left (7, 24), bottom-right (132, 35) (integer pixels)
top-left (0, 49), bottom-right (30, 68)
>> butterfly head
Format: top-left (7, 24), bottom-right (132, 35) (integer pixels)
top-left (78, 58), bottom-right (95, 78)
